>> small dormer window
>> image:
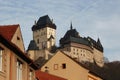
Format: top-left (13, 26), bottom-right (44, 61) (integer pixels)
top-left (62, 63), bottom-right (66, 69)
top-left (17, 36), bottom-right (20, 40)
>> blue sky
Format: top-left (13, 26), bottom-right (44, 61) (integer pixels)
top-left (0, 0), bottom-right (120, 61)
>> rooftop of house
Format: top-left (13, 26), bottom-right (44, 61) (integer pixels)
top-left (32, 15), bottom-right (56, 31)
top-left (34, 50), bottom-right (103, 79)
top-left (0, 24), bottom-right (19, 41)
top-left (36, 70), bottom-right (67, 80)
top-left (34, 56), bottom-right (51, 68)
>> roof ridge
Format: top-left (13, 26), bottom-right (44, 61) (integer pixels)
top-left (0, 24), bottom-right (19, 27)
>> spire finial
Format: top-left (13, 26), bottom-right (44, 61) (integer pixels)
top-left (51, 19), bottom-right (53, 23)
top-left (34, 20), bottom-right (37, 25)
top-left (97, 38), bottom-right (100, 43)
top-left (70, 22), bottom-right (73, 30)
top-left (97, 38), bottom-right (102, 46)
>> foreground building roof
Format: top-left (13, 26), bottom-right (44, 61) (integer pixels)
top-left (36, 70), bottom-right (67, 80)
top-left (0, 24), bottom-right (19, 41)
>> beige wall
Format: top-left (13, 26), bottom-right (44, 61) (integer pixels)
top-left (61, 42), bottom-right (94, 63)
top-left (11, 26), bottom-right (25, 52)
top-left (28, 50), bottom-right (36, 60)
top-left (61, 42), bottom-right (104, 67)
top-left (0, 43), bottom-right (35, 80)
top-left (33, 27), bottom-right (56, 50)
top-left (41, 51), bottom-right (91, 80)
top-left (93, 48), bottom-right (104, 67)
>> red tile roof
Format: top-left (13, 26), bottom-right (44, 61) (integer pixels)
top-left (36, 70), bottom-right (67, 80)
top-left (0, 24), bottom-right (19, 41)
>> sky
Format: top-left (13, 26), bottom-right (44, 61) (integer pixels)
top-left (0, 0), bottom-right (120, 62)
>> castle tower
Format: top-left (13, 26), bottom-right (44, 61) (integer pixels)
top-left (27, 15), bottom-right (56, 60)
top-left (32, 15), bottom-right (56, 50)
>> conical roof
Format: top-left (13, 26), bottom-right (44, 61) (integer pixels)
top-left (27, 40), bottom-right (39, 50)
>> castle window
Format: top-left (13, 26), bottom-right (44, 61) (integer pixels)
top-left (73, 48), bottom-right (75, 51)
top-left (73, 52), bottom-right (75, 54)
top-left (62, 63), bottom-right (66, 69)
top-left (77, 49), bottom-right (78, 51)
top-left (37, 39), bottom-right (39, 44)
top-left (83, 54), bottom-right (85, 57)
top-left (77, 53), bottom-right (79, 55)
top-left (81, 50), bottom-right (82, 52)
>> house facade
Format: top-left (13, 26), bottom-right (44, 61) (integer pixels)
top-left (0, 24), bottom-right (37, 80)
top-left (40, 51), bottom-right (102, 80)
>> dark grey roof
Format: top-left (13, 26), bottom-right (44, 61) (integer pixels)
top-left (87, 37), bottom-right (103, 52)
top-left (27, 40), bottom-right (39, 50)
top-left (34, 54), bottom-right (53, 68)
top-left (60, 28), bottom-right (80, 44)
top-left (70, 37), bottom-right (91, 46)
top-left (59, 25), bottom-right (103, 52)
top-left (32, 15), bottom-right (56, 31)
top-left (34, 57), bottom-right (48, 68)
top-left (60, 26), bottom-right (91, 47)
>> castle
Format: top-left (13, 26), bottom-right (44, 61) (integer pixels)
top-left (27, 15), bottom-right (104, 67)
